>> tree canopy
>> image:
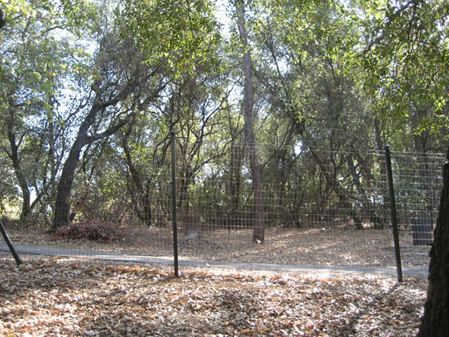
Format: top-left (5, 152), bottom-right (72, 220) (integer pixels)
top-left (0, 0), bottom-right (447, 230)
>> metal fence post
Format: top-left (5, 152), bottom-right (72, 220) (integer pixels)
top-left (171, 131), bottom-right (179, 277)
top-left (0, 219), bottom-right (22, 266)
top-left (385, 145), bottom-right (403, 282)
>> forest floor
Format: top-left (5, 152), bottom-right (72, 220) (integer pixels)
top-left (0, 255), bottom-right (427, 337)
top-left (1, 226), bottom-right (430, 336)
top-left (5, 225), bottom-right (431, 268)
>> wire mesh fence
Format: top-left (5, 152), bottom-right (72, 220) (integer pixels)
top-left (1, 138), bottom-right (446, 277)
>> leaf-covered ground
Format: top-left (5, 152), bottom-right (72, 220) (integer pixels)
top-left (7, 226), bottom-right (431, 268)
top-left (0, 255), bottom-right (427, 336)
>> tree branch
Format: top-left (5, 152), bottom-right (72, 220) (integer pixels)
top-left (85, 112), bottom-right (135, 144)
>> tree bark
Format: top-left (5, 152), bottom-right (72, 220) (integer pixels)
top-left (417, 146), bottom-right (449, 336)
top-left (235, 1), bottom-right (265, 243)
top-left (50, 96), bottom-right (134, 232)
top-left (7, 108), bottom-right (31, 222)
top-left (51, 136), bottom-right (86, 231)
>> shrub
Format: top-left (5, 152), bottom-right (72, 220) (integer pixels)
top-left (53, 220), bottom-right (125, 242)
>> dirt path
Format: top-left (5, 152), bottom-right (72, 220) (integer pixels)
top-left (0, 242), bottom-right (428, 277)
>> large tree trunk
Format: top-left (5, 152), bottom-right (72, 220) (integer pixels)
top-left (50, 136), bottom-right (87, 231)
top-left (50, 95), bottom-right (134, 232)
top-left (235, 1), bottom-right (265, 243)
top-left (417, 147), bottom-right (449, 336)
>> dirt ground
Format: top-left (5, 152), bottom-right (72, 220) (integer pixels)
top-left (5, 225), bottom-right (431, 269)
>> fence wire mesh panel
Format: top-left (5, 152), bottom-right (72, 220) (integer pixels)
top-left (389, 151), bottom-right (444, 264)
top-left (0, 138), bottom-right (445, 276)
top-left (171, 142), bottom-right (444, 275)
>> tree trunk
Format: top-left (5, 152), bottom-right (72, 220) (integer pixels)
top-left (229, 142), bottom-right (244, 226)
top-left (236, 1), bottom-right (265, 243)
top-left (7, 108), bottom-right (31, 222)
top-left (50, 136), bottom-right (87, 231)
top-left (417, 146), bottom-right (449, 336)
top-left (374, 118), bottom-right (389, 229)
top-left (50, 95), bottom-right (134, 232)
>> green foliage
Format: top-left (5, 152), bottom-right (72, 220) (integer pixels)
top-left (0, 0), bottom-right (37, 32)
top-left (0, 0), bottom-right (93, 219)
top-left (1, 0), bottom-right (448, 231)
top-left (357, 0), bottom-right (449, 132)
top-left (59, 0), bottom-right (99, 33)
top-left (117, 0), bottom-right (222, 77)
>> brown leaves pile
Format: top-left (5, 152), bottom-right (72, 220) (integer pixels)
top-left (53, 220), bottom-right (127, 243)
top-left (0, 256), bottom-right (427, 336)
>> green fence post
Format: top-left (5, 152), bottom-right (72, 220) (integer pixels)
top-left (171, 131), bottom-right (179, 277)
top-left (385, 145), bottom-right (403, 282)
top-left (0, 219), bottom-right (22, 266)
